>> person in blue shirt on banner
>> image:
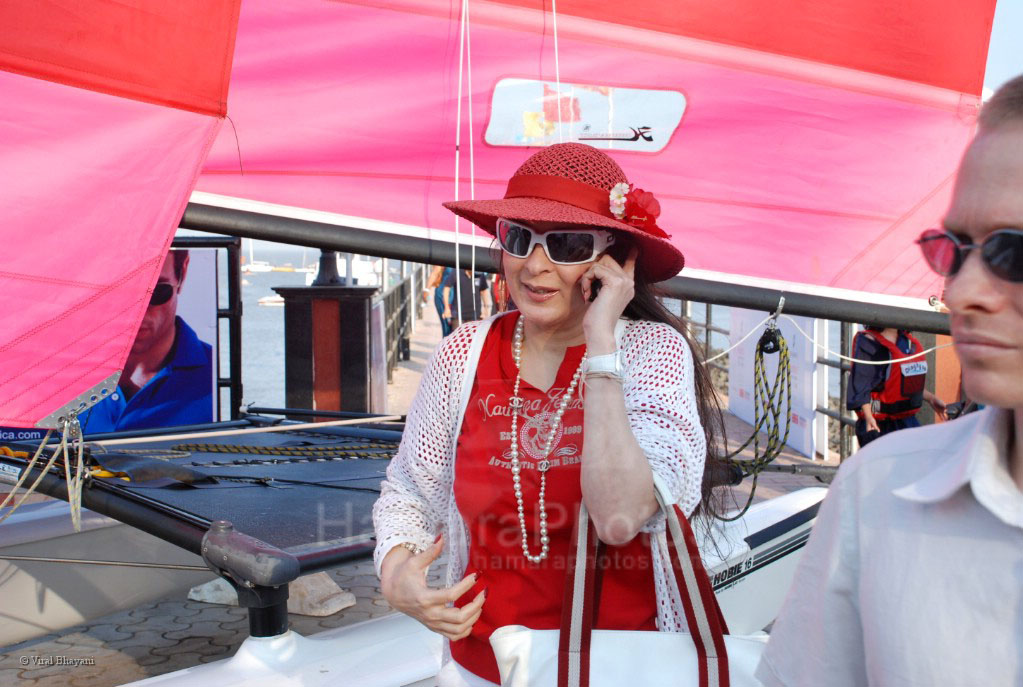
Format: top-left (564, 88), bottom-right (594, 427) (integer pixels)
top-left (81, 250), bottom-right (214, 434)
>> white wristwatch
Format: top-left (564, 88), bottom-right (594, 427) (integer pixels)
top-left (584, 350), bottom-right (623, 381)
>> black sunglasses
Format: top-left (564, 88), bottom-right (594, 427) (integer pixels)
top-left (150, 282), bottom-right (175, 306)
top-left (916, 228), bottom-right (1023, 283)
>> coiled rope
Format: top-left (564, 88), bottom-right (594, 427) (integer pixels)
top-left (718, 315), bottom-right (793, 521)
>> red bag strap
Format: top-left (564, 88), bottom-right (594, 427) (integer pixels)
top-left (558, 509), bottom-right (599, 687)
top-left (558, 478), bottom-right (731, 687)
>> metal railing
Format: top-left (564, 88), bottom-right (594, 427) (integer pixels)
top-left (381, 267), bottom-right (420, 382)
top-left (680, 302), bottom-right (730, 375)
top-left (673, 299), bottom-right (863, 462)
top-left (178, 203), bottom-right (949, 459)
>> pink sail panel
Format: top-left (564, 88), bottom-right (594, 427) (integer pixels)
top-left (497, 0), bottom-right (995, 94)
top-left (197, 0), bottom-right (982, 299)
top-left (0, 0), bottom-right (241, 116)
top-left (0, 71), bottom-right (221, 429)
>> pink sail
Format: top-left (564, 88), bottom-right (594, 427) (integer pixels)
top-left (197, 0), bottom-right (993, 300)
top-left (0, 72), bottom-right (221, 428)
top-left (0, 0), bottom-right (996, 428)
top-left (0, 0), bottom-right (238, 429)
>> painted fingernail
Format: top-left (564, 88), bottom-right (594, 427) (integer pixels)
top-left (434, 533), bottom-right (443, 544)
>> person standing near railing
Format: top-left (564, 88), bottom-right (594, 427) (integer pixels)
top-left (426, 265), bottom-right (458, 336)
top-left (441, 269), bottom-right (491, 330)
top-left (846, 326), bottom-right (947, 447)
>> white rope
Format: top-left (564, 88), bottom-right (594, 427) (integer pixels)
top-left (0, 428), bottom-right (56, 524)
top-left (702, 313), bottom-right (774, 364)
top-left (779, 315), bottom-right (953, 365)
top-left (698, 309), bottom-right (952, 367)
top-left (61, 416), bottom-right (85, 533)
top-left (90, 415), bottom-right (402, 447)
top-left (0, 418), bottom-right (83, 532)
top-left (552, 0), bottom-right (563, 144)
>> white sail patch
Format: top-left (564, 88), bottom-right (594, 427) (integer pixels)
top-left (485, 78), bottom-right (685, 152)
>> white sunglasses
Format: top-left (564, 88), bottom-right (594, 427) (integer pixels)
top-left (496, 218), bottom-right (615, 265)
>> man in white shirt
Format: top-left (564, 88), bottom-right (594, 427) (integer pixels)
top-left (756, 75), bottom-right (1023, 686)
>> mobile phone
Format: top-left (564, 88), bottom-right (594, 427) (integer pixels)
top-left (588, 279), bottom-right (602, 302)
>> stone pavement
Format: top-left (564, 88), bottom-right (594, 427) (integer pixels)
top-left (0, 558), bottom-right (445, 687)
top-left (0, 303), bottom-right (836, 686)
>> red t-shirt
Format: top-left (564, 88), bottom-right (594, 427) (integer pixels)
top-left (450, 312), bottom-right (656, 682)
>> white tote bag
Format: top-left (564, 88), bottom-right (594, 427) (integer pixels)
top-left (489, 478), bottom-right (766, 687)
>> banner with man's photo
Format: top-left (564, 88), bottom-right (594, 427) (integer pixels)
top-left (73, 248), bottom-right (218, 435)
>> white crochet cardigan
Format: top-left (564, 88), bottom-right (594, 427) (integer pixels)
top-left (372, 313), bottom-right (707, 633)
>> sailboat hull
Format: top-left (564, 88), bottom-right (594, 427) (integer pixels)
top-left (121, 487), bottom-right (825, 686)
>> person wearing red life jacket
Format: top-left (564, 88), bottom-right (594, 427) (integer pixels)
top-left (846, 326), bottom-right (947, 447)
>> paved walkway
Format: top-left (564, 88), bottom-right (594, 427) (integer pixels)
top-left (0, 304), bottom-right (833, 686)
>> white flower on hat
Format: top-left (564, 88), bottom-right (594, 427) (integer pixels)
top-left (609, 182), bottom-right (630, 220)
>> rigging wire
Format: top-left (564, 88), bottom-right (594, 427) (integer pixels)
top-left (453, 0), bottom-right (468, 322)
top-left (778, 315), bottom-right (951, 365)
top-left (60, 415), bottom-right (86, 532)
top-left (89, 415), bottom-right (402, 447)
top-left (0, 554), bottom-right (209, 571)
top-left (552, 0), bottom-right (562, 143)
top-left (0, 428), bottom-right (56, 525)
top-left (466, 0), bottom-right (479, 319)
top-left (701, 312), bottom-right (952, 367)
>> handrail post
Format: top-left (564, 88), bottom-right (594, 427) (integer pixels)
top-left (704, 303), bottom-right (712, 359)
top-left (840, 321), bottom-right (852, 461)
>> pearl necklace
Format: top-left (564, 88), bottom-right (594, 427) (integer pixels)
top-left (509, 317), bottom-right (586, 563)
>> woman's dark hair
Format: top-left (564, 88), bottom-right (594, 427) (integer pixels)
top-left (605, 237), bottom-right (733, 523)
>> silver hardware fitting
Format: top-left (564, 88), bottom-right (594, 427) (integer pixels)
top-left (766, 296), bottom-right (786, 330)
top-left (36, 370), bottom-right (121, 430)
top-left (64, 412), bottom-right (81, 441)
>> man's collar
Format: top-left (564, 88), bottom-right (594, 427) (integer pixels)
top-left (893, 407), bottom-right (1023, 529)
top-left (168, 317), bottom-right (208, 368)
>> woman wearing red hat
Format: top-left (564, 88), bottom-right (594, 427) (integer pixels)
top-left (373, 143), bottom-right (722, 686)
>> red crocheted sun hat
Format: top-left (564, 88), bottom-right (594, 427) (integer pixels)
top-left (443, 143), bottom-right (684, 282)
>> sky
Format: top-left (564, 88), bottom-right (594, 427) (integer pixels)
top-left (985, 0), bottom-right (1023, 93)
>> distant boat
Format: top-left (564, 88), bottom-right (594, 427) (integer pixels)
top-left (243, 259), bottom-right (274, 273)
top-left (257, 294), bottom-right (285, 306)
top-left (242, 239), bottom-right (275, 273)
